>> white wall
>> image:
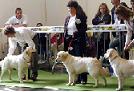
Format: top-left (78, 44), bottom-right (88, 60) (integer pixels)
top-left (0, 0), bottom-right (131, 27)
top-left (0, 0), bottom-right (45, 27)
top-left (0, 0), bottom-right (131, 58)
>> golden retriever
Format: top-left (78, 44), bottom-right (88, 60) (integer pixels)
top-left (55, 51), bottom-right (109, 87)
top-left (0, 47), bottom-right (35, 83)
top-left (104, 48), bottom-right (134, 91)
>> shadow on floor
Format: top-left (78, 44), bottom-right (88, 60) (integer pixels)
top-left (0, 85), bottom-right (71, 91)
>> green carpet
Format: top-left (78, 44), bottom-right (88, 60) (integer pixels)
top-left (0, 70), bottom-right (134, 91)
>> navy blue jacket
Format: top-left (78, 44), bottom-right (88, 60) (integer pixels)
top-left (92, 14), bottom-right (111, 25)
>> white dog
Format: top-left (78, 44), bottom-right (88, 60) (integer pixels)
top-left (0, 47), bottom-right (35, 83)
top-left (56, 51), bottom-right (110, 87)
top-left (104, 48), bottom-right (134, 91)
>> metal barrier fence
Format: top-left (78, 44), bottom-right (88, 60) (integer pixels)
top-left (0, 24), bottom-right (127, 69)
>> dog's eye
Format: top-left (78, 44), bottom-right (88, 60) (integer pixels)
top-left (58, 55), bottom-right (62, 58)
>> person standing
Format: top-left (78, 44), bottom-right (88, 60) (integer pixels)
top-left (5, 8), bottom-right (28, 54)
top-left (4, 26), bottom-right (38, 81)
top-left (64, 0), bottom-right (88, 84)
top-left (36, 23), bottom-right (46, 61)
top-left (110, 0), bottom-right (123, 53)
top-left (115, 5), bottom-right (134, 51)
top-left (5, 8), bottom-right (28, 27)
top-left (109, 0), bottom-right (129, 59)
top-left (92, 3), bottom-right (111, 60)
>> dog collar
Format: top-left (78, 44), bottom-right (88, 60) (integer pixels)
top-left (23, 56), bottom-right (30, 63)
top-left (111, 55), bottom-right (118, 62)
top-left (23, 57), bottom-right (27, 61)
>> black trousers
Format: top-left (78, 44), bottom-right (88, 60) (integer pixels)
top-left (23, 34), bottom-right (39, 79)
top-left (64, 35), bottom-right (88, 83)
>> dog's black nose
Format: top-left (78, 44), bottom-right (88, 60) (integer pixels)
top-left (52, 59), bottom-right (60, 74)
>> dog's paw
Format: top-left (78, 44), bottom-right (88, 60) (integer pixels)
top-left (20, 81), bottom-right (23, 83)
top-left (26, 79), bottom-right (28, 81)
top-left (71, 83), bottom-right (75, 86)
top-left (116, 88), bottom-right (123, 91)
top-left (66, 83), bottom-right (71, 86)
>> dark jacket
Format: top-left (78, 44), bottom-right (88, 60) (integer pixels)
top-left (64, 14), bottom-right (87, 56)
top-left (111, 7), bottom-right (124, 37)
top-left (92, 14), bottom-right (111, 25)
top-left (111, 7), bottom-right (124, 24)
top-left (111, 7), bottom-right (115, 24)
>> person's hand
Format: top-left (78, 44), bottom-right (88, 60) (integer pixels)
top-left (124, 42), bottom-right (130, 51)
top-left (68, 47), bottom-right (73, 51)
top-left (127, 41), bottom-right (134, 49)
top-left (124, 41), bottom-right (134, 50)
top-left (124, 45), bottom-right (128, 51)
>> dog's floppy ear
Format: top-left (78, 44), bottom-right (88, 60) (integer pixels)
top-left (108, 50), bottom-right (113, 58)
top-left (25, 48), bottom-right (31, 57)
top-left (109, 49), bottom-right (118, 58)
top-left (26, 47), bottom-right (36, 52)
top-left (24, 47), bottom-right (33, 57)
top-left (62, 51), bottom-right (69, 60)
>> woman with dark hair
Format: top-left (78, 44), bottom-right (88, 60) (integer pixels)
top-left (64, 0), bottom-right (88, 84)
top-left (92, 3), bottom-right (111, 63)
top-left (115, 5), bottom-right (134, 50)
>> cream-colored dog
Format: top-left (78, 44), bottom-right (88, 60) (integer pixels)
top-left (104, 48), bottom-right (134, 91)
top-left (56, 51), bottom-right (109, 87)
top-left (0, 47), bottom-right (35, 83)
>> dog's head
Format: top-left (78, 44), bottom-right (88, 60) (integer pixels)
top-left (104, 48), bottom-right (119, 60)
top-left (23, 47), bottom-right (36, 59)
top-left (55, 51), bottom-right (69, 62)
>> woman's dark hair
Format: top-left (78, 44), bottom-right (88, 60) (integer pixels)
top-left (67, 0), bottom-right (87, 19)
top-left (131, 0), bottom-right (134, 2)
top-left (120, 2), bottom-right (129, 8)
top-left (67, 0), bottom-right (78, 8)
top-left (4, 26), bottom-right (16, 35)
top-left (115, 5), bottom-right (133, 20)
top-left (95, 3), bottom-right (109, 17)
top-left (76, 5), bottom-right (87, 19)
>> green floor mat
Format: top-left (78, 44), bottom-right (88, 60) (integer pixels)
top-left (0, 70), bottom-right (134, 91)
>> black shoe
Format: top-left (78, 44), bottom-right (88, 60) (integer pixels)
top-left (75, 80), bottom-right (81, 84)
top-left (31, 76), bottom-right (37, 81)
top-left (22, 74), bottom-right (31, 80)
top-left (22, 74), bottom-right (26, 80)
